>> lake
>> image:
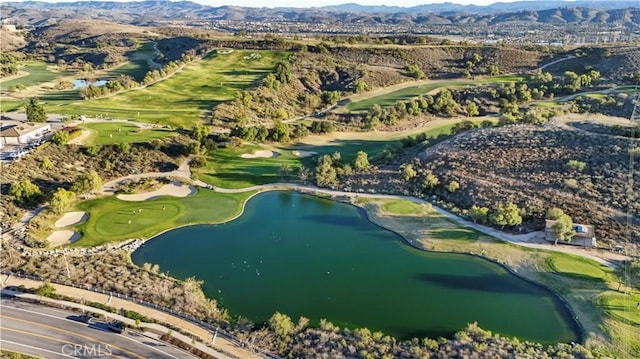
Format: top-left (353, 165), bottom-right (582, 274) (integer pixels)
top-left (132, 191), bottom-right (580, 343)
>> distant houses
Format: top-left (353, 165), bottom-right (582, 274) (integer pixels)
top-left (544, 220), bottom-right (597, 247)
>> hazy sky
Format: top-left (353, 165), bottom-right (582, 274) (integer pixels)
top-left (26, 0), bottom-right (524, 9)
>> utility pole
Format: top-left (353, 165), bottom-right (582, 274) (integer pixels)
top-left (210, 328), bottom-right (218, 345)
top-left (63, 253), bottom-right (71, 279)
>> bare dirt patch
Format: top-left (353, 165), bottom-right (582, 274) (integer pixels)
top-left (117, 182), bottom-right (196, 201)
top-left (67, 130), bottom-right (92, 145)
top-left (240, 150), bottom-right (279, 159)
top-left (46, 230), bottom-right (81, 247)
top-left (54, 211), bottom-right (88, 228)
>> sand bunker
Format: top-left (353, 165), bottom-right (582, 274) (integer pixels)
top-left (55, 212), bottom-right (88, 228)
top-left (292, 150), bottom-right (318, 158)
top-left (47, 230), bottom-right (81, 247)
top-left (241, 150), bottom-right (279, 159)
top-left (117, 182), bottom-right (196, 201)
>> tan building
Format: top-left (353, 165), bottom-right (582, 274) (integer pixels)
top-left (544, 219), bottom-right (597, 247)
top-left (0, 122), bottom-right (51, 146)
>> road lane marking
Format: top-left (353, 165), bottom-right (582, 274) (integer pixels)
top-left (2, 303), bottom-right (181, 358)
top-left (0, 338), bottom-right (78, 358)
top-left (0, 314), bottom-right (145, 359)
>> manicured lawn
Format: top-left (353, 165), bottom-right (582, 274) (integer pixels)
top-left (80, 122), bottom-right (176, 145)
top-left (546, 253), bottom-right (609, 281)
top-left (195, 119), bottom-right (486, 189)
top-left (0, 62), bottom-right (71, 90)
top-left (0, 99), bottom-right (25, 112)
top-left (178, 189), bottom-right (254, 224)
top-left (597, 292), bottom-right (640, 326)
top-left (195, 135), bottom-right (410, 189)
top-left (56, 50), bottom-right (290, 127)
top-left (73, 189), bottom-right (255, 246)
top-left (195, 145), bottom-right (306, 189)
top-left (381, 199), bottom-right (425, 215)
top-left (102, 41), bottom-right (155, 81)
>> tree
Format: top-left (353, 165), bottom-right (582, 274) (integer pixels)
top-left (468, 205), bottom-right (489, 223)
top-left (447, 180), bottom-right (460, 192)
top-left (550, 213), bottom-right (575, 245)
top-left (52, 130), bottom-right (69, 145)
top-left (39, 156), bottom-right (54, 170)
top-left (71, 170), bottom-right (103, 196)
top-left (271, 120), bottom-right (290, 142)
top-left (297, 165), bottom-right (310, 183)
top-left (352, 151), bottom-right (370, 171)
top-left (567, 160), bottom-right (586, 172)
top-left (50, 188), bottom-right (76, 214)
top-left (546, 207), bottom-right (565, 221)
top-left (406, 64), bottom-right (426, 79)
top-left (321, 91), bottom-right (341, 106)
top-left (401, 164), bottom-right (417, 181)
top-left (489, 203), bottom-right (522, 229)
top-left (9, 179), bottom-right (43, 204)
top-left (274, 61), bottom-right (293, 84)
top-left (465, 102), bottom-right (479, 117)
top-left (25, 97), bottom-right (46, 122)
top-left (268, 312), bottom-right (294, 337)
top-left (432, 89), bottom-right (458, 115)
top-left (315, 155), bottom-right (337, 187)
top-left (191, 124), bottom-right (209, 142)
top-left (263, 73), bottom-right (280, 90)
top-left (354, 80), bottom-right (368, 93)
top-left (488, 65), bottom-right (500, 76)
top-left (422, 173), bottom-right (439, 190)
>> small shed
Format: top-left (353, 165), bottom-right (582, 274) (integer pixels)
top-left (544, 220), bottom-right (597, 247)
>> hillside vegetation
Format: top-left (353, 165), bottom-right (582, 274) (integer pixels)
top-left (343, 117), bottom-right (639, 247)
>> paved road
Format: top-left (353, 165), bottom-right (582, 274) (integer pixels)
top-left (0, 299), bottom-right (195, 359)
top-left (539, 55), bottom-right (576, 71)
top-left (1, 281), bottom-right (243, 359)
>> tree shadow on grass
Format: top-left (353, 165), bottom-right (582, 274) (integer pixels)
top-left (551, 271), bottom-right (605, 283)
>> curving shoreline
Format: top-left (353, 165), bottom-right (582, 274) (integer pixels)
top-left (134, 189), bottom-right (583, 343)
top-left (135, 188), bottom-right (587, 342)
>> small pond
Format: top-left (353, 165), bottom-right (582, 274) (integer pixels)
top-left (73, 79), bottom-right (108, 89)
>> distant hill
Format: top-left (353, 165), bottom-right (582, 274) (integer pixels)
top-left (321, 1), bottom-right (640, 14)
top-left (1, 1), bottom-right (638, 28)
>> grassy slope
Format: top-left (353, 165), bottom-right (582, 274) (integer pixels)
top-left (102, 41), bottom-right (155, 82)
top-left (80, 122), bottom-right (176, 145)
top-left (55, 50), bottom-right (290, 127)
top-left (73, 189), bottom-right (254, 246)
top-left (0, 62), bottom-right (70, 90)
top-left (342, 74), bottom-right (525, 112)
